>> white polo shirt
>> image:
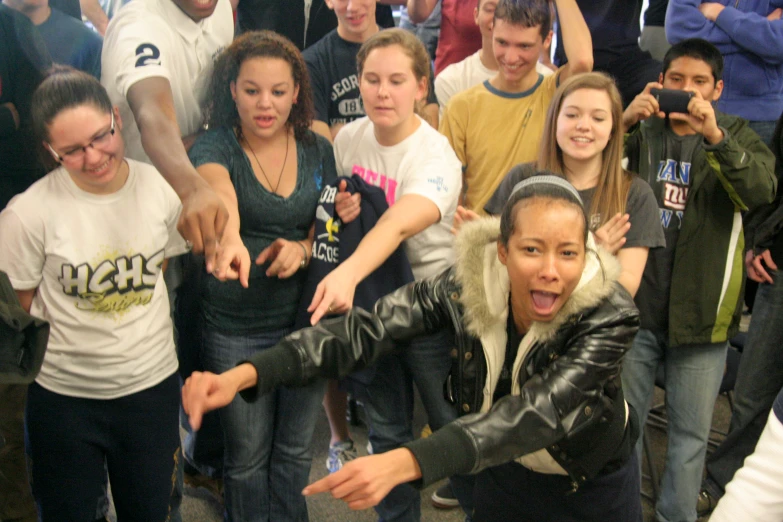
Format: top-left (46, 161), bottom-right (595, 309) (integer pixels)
top-left (101, 0), bottom-right (233, 162)
top-left (435, 51), bottom-right (554, 119)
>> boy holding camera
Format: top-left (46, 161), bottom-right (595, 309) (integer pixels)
top-left (620, 38), bottom-right (776, 522)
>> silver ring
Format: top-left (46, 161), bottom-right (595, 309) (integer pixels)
top-left (185, 240), bottom-right (193, 251)
top-left (328, 305), bottom-right (333, 313)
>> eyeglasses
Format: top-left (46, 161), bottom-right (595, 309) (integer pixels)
top-left (46, 113), bottom-right (116, 163)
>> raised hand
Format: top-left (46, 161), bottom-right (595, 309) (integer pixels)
top-left (622, 82), bottom-right (665, 132)
top-left (335, 179), bottom-right (361, 225)
top-left (668, 89), bottom-right (723, 144)
top-left (451, 205), bottom-right (480, 235)
top-left (593, 213), bottom-right (630, 255)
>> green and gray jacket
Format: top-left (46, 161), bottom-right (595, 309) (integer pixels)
top-left (625, 113), bottom-right (776, 346)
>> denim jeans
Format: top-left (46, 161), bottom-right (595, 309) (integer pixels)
top-left (747, 119), bottom-right (778, 147)
top-left (398, 5), bottom-right (441, 60)
top-left (202, 327), bottom-right (325, 522)
top-left (621, 329), bottom-right (727, 522)
top-left (361, 330), bottom-right (474, 522)
top-left (704, 274), bottom-right (783, 498)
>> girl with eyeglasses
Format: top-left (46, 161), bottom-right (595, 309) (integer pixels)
top-left (0, 66), bottom-right (188, 521)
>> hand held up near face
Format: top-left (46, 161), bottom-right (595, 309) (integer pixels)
top-left (622, 82), bottom-right (665, 132)
top-left (667, 89), bottom-right (723, 144)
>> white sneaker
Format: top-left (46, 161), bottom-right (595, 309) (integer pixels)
top-left (326, 439), bottom-right (358, 473)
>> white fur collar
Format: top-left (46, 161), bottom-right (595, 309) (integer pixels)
top-left (454, 217), bottom-right (621, 341)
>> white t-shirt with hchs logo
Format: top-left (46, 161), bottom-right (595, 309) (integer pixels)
top-left (0, 160), bottom-right (188, 399)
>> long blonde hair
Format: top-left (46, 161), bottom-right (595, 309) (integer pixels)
top-left (537, 72), bottom-right (630, 227)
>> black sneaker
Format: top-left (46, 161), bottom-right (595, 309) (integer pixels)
top-left (431, 482), bottom-right (460, 509)
top-left (697, 489), bottom-right (718, 517)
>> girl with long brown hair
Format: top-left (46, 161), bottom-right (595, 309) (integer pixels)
top-left (188, 30), bottom-right (338, 521)
top-left (481, 72), bottom-right (664, 295)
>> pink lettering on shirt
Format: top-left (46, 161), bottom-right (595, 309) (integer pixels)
top-left (352, 164), bottom-right (398, 206)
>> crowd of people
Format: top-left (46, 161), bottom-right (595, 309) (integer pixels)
top-left (1, 0), bottom-right (783, 521)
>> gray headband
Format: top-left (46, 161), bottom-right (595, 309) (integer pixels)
top-left (510, 175), bottom-right (584, 206)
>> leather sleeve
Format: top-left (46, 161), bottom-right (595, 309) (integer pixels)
top-left (405, 290), bottom-right (640, 485)
top-left (240, 268), bottom-right (457, 402)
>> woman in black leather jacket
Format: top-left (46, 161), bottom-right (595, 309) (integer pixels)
top-left (183, 174), bottom-right (643, 521)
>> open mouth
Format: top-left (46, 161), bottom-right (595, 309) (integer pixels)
top-left (531, 290), bottom-right (558, 314)
top-left (255, 116), bottom-right (276, 128)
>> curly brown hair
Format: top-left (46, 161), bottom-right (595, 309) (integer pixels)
top-left (203, 30), bottom-right (314, 143)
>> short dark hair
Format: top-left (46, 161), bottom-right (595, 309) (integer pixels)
top-left (499, 172), bottom-right (588, 247)
top-left (204, 30), bottom-right (315, 143)
top-left (493, 0), bottom-right (550, 41)
top-left (31, 65), bottom-right (112, 142)
top-left (662, 38), bottom-right (724, 83)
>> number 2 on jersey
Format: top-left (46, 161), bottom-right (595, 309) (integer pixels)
top-left (135, 44), bottom-right (161, 67)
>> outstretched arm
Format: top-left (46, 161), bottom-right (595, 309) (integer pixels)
top-left (307, 194), bottom-right (440, 324)
top-left (182, 270), bottom-right (455, 428)
top-left (127, 77), bottom-right (229, 272)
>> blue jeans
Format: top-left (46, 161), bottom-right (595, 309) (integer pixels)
top-left (621, 329), bottom-right (727, 522)
top-left (361, 330), bottom-right (474, 522)
top-left (202, 327), bottom-right (325, 522)
top-left (704, 274), bottom-right (783, 498)
top-left (747, 119), bottom-right (777, 147)
top-left (399, 5), bottom-right (440, 60)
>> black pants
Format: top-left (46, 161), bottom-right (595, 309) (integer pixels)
top-left (26, 374), bottom-right (180, 522)
top-left (0, 384), bottom-right (37, 521)
top-left (473, 452), bottom-right (642, 522)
